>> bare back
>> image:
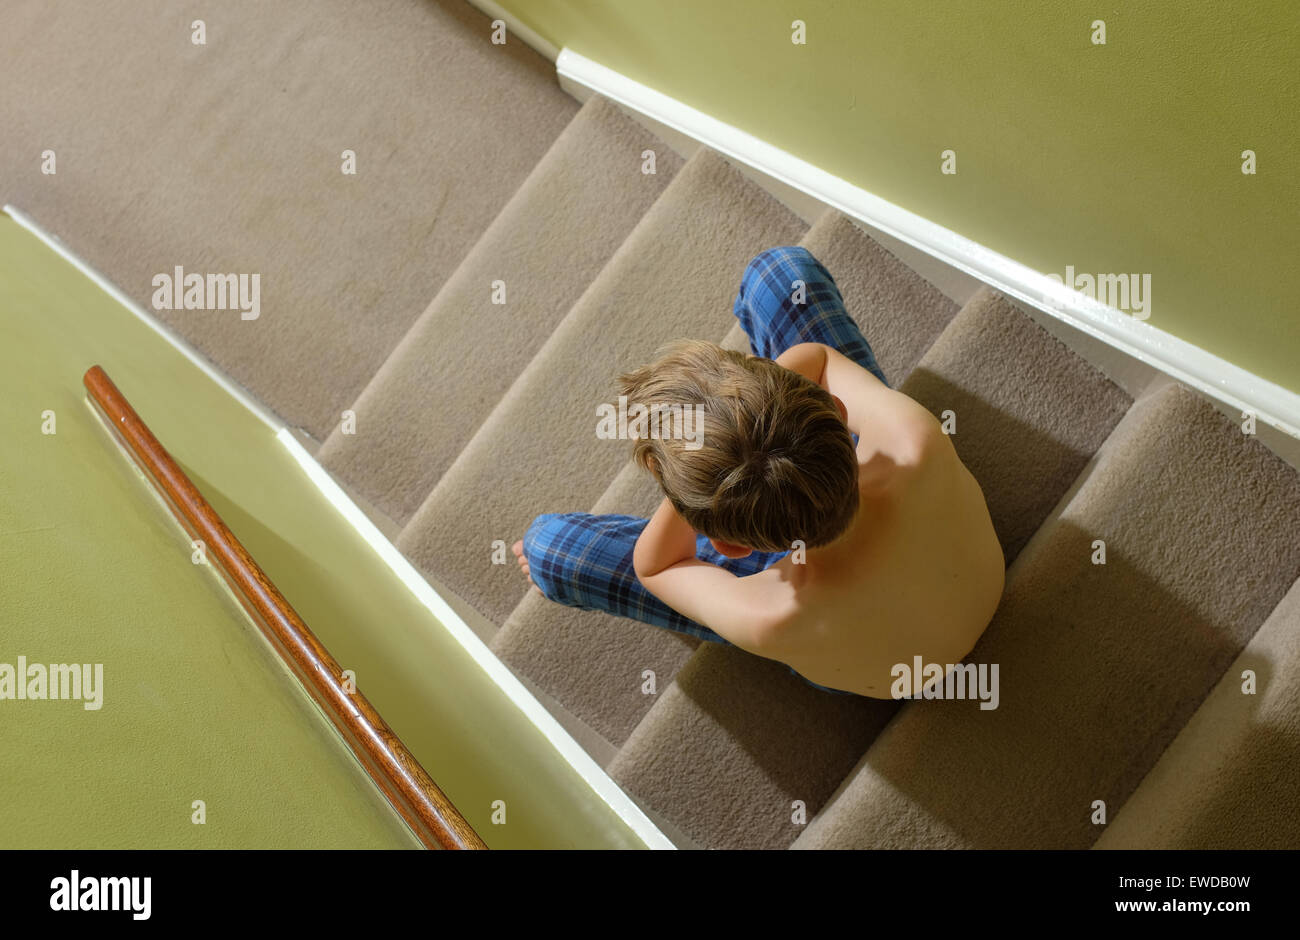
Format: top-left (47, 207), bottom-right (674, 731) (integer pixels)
top-left (758, 389), bottom-right (1006, 698)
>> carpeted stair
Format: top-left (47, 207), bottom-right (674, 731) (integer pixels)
top-left (9, 2), bottom-right (1299, 848)
top-left (1094, 577), bottom-right (1300, 850)
top-left (316, 95), bottom-right (682, 526)
top-left (603, 285), bottom-right (1138, 849)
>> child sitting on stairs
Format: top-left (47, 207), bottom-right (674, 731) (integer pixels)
top-left (513, 246), bottom-right (1004, 698)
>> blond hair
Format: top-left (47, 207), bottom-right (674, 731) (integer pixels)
top-left (619, 339), bottom-right (859, 552)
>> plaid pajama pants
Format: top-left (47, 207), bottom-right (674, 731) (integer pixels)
top-left (522, 246), bottom-right (889, 695)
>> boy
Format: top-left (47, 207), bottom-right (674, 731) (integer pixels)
top-left (513, 247), bottom-right (1005, 698)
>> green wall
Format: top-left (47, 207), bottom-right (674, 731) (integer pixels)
top-left (0, 215), bottom-right (648, 849)
top-left (502, 0), bottom-right (1299, 395)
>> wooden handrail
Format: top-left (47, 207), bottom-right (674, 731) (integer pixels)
top-left (83, 365), bottom-right (487, 850)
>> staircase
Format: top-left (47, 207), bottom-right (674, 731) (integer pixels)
top-left (317, 93), bottom-right (1300, 849)
top-left (11, 3), bottom-right (1299, 848)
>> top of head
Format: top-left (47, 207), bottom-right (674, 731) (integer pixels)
top-left (619, 339), bottom-right (859, 554)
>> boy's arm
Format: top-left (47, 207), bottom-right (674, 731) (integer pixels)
top-left (632, 498), bottom-right (786, 654)
top-left (773, 341), bottom-right (830, 387)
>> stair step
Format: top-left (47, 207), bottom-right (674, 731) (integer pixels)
top-left (396, 149), bottom-right (806, 626)
top-left (1095, 576), bottom-right (1300, 849)
top-left (791, 383), bottom-right (1300, 848)
top-left (607, 287), bottom-right (1133, 849)
top-left (317, 96), bottom-right (682, 525)
top-left (608, 645), bottom-right (899, 849)
top-left (1, 0), bottom-right (578, 439)
top-left (489, 209), bottom-right (959, 749)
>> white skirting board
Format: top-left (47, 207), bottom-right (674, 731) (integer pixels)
top-left (556, 48), bottom-right (1300, 441)
top-left (463, 0), bottom-right (559, 61)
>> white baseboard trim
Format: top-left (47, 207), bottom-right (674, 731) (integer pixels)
top-left (557, 48), bottom-right (1300, 440)
top-left (464, 0), bottom-right (559, 61)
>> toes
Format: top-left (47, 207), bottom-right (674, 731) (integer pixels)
top-left (511, 539), bottom-right (541, 593)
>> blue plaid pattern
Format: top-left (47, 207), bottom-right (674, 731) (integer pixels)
top-left (524, 513), bottom-right (787, 643)
top-left (733, 246), bottom-right (889, 386)
top-left (522, 246), bottom-right (889, 696)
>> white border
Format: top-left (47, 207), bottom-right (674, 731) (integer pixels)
top-left (556, 49), bottom-right (1300, 440)
top-left (3, 203), bottom-right (673, 850)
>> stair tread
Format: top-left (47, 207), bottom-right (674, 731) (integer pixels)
top-left (607, 644), bottom-right (900, 849)
top-left (317, 95), bottom-right (682, 525)
top-left (1094, 576), bottom-right (1300, 849)
top-left (793, 383), bottom-right (1300, 849)
top-left (396, 149), bottom-right (807, 626)
top-left (907, 288), bottom-right (1135, 563)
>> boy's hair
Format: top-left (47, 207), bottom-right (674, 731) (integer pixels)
top-left (619, 339), bottom-right (859, 553)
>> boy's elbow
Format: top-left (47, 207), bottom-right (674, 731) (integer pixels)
top-left (630, 531), bottom-right (660, 583)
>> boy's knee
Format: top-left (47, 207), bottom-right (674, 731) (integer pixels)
top-left (742, 246), bottom-right (813, 287)
top-left (739, 246), bottom-right (830, 316)
top-left (522, 513), bottom-right (579, 602)
top-left (522, 513), bottom-right (561, 563)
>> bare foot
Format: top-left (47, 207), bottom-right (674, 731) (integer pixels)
top-left (512, 539), bottom-right (541, 594)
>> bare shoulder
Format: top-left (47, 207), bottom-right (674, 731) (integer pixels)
top-left (773, 342), bottom-right (828, 383)
top-left (868, 386), bottom-right (943, 467)
top-left (889, 386), bottom-right (941, 432)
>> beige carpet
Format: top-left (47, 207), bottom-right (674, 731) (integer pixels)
top-left (492, 460), bottom-right (701, 746)
top-left (0, 0), bottom-right (576, 439)
top-left (1095, 577), bottom-right (1300, 849)
top-left (317, 96), bottom-right (681, 526)
top-left (901, 289), bottom-right (1134, 563)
